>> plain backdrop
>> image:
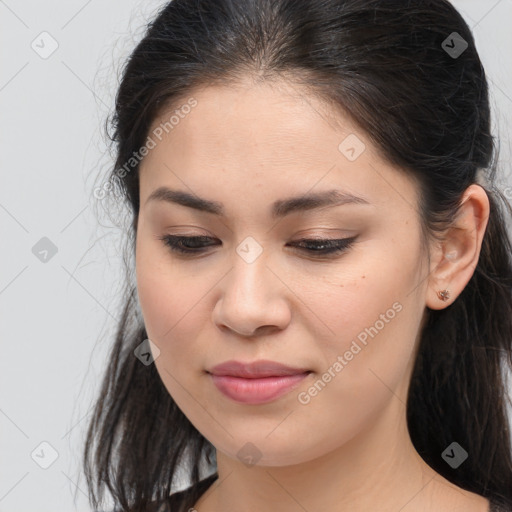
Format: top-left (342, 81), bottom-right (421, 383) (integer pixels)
top-left (1, 1), bottom-right (511, 511)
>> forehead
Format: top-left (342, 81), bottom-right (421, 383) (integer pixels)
top-left (145, 80), bottom-right (363, 166)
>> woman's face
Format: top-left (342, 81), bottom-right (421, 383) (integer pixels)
top-left (135, 79), bottom-right (430, 466)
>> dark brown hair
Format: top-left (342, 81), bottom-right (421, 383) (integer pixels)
top-left (83, 1), bottom-right (512, 510)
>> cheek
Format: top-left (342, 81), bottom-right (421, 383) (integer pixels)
top-left (135, 254), bottom-right (210, 413)
top-left (297, 240), bottom-right (424, 404)
top-left (135, 231), bottom-right (200, 340)
top-left (290, 236), bottom-right (422, 353)
top-left (135, 239), bottom-right (215, 383)
top-left (136, 257), bottom-right (178, 342)
top-left (278, 270), bottom-right (423, 463)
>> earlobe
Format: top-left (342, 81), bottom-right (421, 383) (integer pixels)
top-left (425, 184), bottom-right (490, 310)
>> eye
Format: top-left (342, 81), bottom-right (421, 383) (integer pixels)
top-left (158, 235), bottom-right (219, 255)
top-left (158, 234), bottom-right (357, 258)
top-left (291, 236), bottom-right (357, 256)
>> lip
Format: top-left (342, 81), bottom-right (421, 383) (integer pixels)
top-left (208, 359), bottom-right (311, 378)
top-left (207, 360), bottom-right (312, 404)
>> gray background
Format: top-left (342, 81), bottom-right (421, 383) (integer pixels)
top-left (1, 1), bottom-right (511, 511)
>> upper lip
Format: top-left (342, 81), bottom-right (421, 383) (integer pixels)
top-left (208, 360), bottom-right (311, 378)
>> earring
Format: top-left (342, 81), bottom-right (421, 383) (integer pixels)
top-left (437, 289), bottom-right (450, 302)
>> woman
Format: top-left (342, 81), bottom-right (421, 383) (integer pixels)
top-left (84, 0), bottom-right (512, 511)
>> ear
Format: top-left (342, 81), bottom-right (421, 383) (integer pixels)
top-left (426, 184), bottom-right (490, 310)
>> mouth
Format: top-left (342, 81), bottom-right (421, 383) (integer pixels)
top-left (206, 361), bottom-right (313, 404)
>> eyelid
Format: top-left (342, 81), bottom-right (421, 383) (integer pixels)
top-left (157, 233), bottom-right (358, 258)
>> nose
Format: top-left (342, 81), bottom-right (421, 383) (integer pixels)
top-left (212, 251), bottom-right (291, 338)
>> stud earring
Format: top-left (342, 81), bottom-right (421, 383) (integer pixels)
top-left (437, 289), bottom-right (450, 302)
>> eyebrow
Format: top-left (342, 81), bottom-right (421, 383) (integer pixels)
top-left (145, 186), bottom-right (370, 218)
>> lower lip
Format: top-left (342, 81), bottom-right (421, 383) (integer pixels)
top-left (209, 372), bottom-right (311, 404)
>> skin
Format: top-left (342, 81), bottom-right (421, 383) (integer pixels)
top-left (135, 77), bottom-right (491, 512)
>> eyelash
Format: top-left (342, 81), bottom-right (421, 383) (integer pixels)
top-left (158, 234), bottom-right (357, 258)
